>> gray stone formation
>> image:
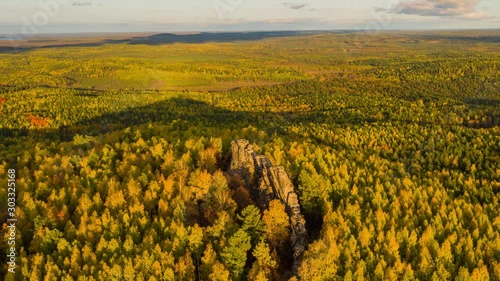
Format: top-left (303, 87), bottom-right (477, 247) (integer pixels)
top-left (229, 139), bottom-right (307, 275)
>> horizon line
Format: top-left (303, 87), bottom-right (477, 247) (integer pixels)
top-left (1, 28), bottom-right (499, 38)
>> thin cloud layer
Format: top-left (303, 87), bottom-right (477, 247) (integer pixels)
top-left (382, 0), bottom-right (486, 19)
top-left (283, 2), bottom-right (309, 10)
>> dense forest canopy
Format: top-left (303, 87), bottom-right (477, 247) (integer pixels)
top-left (0, 31), bottom-right (499, 280)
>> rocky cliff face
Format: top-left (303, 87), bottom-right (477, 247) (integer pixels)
top-left (229, 139), bottom-right (307, 275)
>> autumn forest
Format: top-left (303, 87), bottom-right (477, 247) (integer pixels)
top-left (0, 30), bottom-right (499, 280)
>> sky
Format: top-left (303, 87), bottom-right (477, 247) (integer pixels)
top-left (0, 0), bottom-right (499, 34)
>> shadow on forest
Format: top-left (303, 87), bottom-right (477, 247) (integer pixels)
top-left (1, 92), bottom-right (497, 142)
top-left (413, 34), bottom-right (500, 44)
top-left (1, 30), bottom-right (499, 54)
top-left (465, 97), bottom-right (500, 107)
top-left (0, 30), bottom-right (345, 54)
top-left (0, 84), bottom-right (105, 94)
top-left (0, 96), bottom-right (378, 143)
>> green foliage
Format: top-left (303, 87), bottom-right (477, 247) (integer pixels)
top-left (237, 205), bottom-right (265, 244)
top-left (221, 229), bottom-right (252, 280)
top-left (253, 240), bottom-right (276, 269)
top-left (72, 134), bottom-right (93, 147)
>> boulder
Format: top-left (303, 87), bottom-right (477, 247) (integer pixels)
top-left (229, 139), bottom-right (308, 276)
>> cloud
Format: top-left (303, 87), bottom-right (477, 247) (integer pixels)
top-left (72, 2), bottom-right (93, 7)
top-left (282, 2), bottom-right (309, 10)
top-left (381, 0), bottom-right (487, 19)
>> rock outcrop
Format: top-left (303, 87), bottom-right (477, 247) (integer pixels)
top-left (229, 139), bottom-right (307, 275)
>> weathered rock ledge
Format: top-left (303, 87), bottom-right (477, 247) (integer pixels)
top-left (229, 139), bottom-right (307, 275)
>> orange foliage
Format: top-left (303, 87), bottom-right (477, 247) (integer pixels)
top-left (28, 115), bottom-right (49, 127)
